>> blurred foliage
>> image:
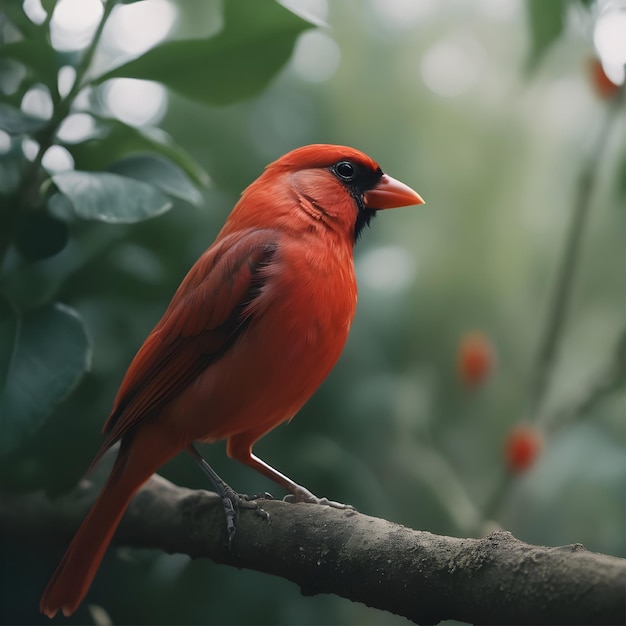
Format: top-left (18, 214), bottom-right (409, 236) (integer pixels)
top-left (95, 0), bottom-right (315, 105)
top-left (0, 0), bottom-right (624, 624)
top-left (525, 0), bottom-right (597, 72)
top-left (0, 0), bottom-right (313, 461)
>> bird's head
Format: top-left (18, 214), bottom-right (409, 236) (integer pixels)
top-left (229, 144), bottom-right (424, 242)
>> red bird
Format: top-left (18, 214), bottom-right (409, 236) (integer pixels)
top-left (40, 144), bottom-right (424, 618)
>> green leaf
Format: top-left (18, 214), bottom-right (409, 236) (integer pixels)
top-left (0, 40), bottom-right (59, 91)
top-left (0, 302), bottom-right (91, 457)
top-left (0, 4), bottom-right (40, 38)
top-left (0, 149), bottom-right (25, 195)
top-left (526, 0), bottom-right (565, 72)
top-left (52, 170), bottom-right (172, 223)
top-left (0, 102), bottom-right (48, 135)
top-left (14, 211), bottom-right (69, 260)
top-left (95, 0), bottom-right (315, 105)
top-left (40, 0), bottom-right (58, 14)
top-left (108, 153), bottom-right (203, 205)
top-left (0, 296), bottom-right (19, 412)
top-left (63, 118), bottom-right (211, 188)
top-left (0, 59), bottom-right (28, 105)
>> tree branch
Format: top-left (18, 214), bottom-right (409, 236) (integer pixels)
top-left (2, 459), bottom-right (624, 626)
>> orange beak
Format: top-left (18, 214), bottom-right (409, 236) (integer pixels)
top-left (363, 174), bottom-right (424, 210)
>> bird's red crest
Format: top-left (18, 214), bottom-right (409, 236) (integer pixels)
top-left (266, 144), bottom-right (380, 173)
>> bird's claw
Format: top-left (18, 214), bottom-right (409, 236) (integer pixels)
top-left (315, 496), bottom-right (356, 511)
top-left (283, 488), bottom-right (356, 511)
top-left (237, 492), bottom-right (272, 521)
top-left (220, 494), bottom-right (238, 544)
top-left (241, 491), bottom-right (274, 502)
top-left (253, 505), bottom-right (271, 522)
top-left (220, 490), bottom-right (271, 548)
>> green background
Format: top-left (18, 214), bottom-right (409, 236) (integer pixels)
top-left (0, 0), bottom-right (623, 624)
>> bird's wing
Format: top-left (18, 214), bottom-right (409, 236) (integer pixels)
top-left (89, 229), bottom-right (279, 469)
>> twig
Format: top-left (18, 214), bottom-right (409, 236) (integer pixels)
top-left (529, 100), bottom-right (621, 418)
top-left (550, 327), bottom-right (626, 430)
top-left (482, 101), bottom-right (622, 526)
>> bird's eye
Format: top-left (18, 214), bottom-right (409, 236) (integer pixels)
top-left (335, 161), bottom-right (355, 181)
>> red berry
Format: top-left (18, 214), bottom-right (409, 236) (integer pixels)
top-left (457, 331), bottom-right (495, 387)
top-left (505, 424), bottom-right (542, 473)
top-left (589, 57), bottom-right (622, 100)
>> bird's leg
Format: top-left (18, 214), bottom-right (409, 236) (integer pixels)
top-left (226, 435), bottom-right (355, 511)
top-left (186, 444), bottom-right (269, 546)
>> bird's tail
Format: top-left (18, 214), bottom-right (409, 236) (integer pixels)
top-left (40, 427), bottom-right (178, 618)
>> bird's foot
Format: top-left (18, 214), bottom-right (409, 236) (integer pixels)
top-left (220, 488), bottom-right (271, 547)
top-left (187, 445), bottom-right (271, 544)
top-left (240, 491), bottom-right (273, 521)
top-left (219, 490), bottom-right (238, 543)
top-left (283, 486), bottom-right (356, 511)
top-left (241, 491), bottom-right (274, 502)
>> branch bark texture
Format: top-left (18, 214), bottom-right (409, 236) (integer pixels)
top-left (2, 470), bottom-right (624, 625)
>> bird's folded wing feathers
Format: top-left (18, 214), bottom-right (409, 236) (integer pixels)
top-left (89, 230), bottom-right (279, 469)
